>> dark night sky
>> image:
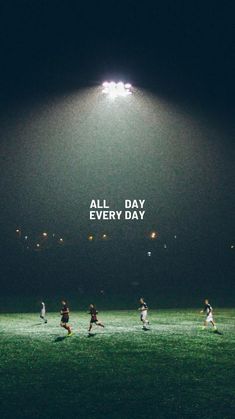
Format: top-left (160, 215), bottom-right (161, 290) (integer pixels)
top-left (0, 1), bottom-right (234, 101)
top-left (0, 1), bottom-right (234, 298)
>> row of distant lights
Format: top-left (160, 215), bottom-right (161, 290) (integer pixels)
top-left (16, 229), bottom-right (158, 245)
top-left (102, 81), bottom-right (132, 98)
top-left (16, 229), bottom-right (64, 248)
top-left (16, 230), bottom-right (156, 240)
top-left (15, 230), bottom-right (235, 249)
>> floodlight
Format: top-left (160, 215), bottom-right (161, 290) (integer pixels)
top-left (102, 81), bottom-right (132, 98)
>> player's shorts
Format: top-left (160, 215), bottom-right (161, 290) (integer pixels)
top-left (90, 317), bottom-right (98, 323)
top-left (206, 313), bottom-right (213, 323)
top-left (61, 317), bottom-right (69, 324)
top-left (141, 311), bottom-right (147, 321)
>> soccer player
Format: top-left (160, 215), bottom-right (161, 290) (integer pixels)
top-left (60, 300), bottom-right (73, 336)
top-left (88, 304), bottom-right (104, 334)
top-left (200, 299), bottom-right (217, 330)
top-left (40, 301), bottom-right (47, 323)
top-left (139, 297), bottom-right (150, 330)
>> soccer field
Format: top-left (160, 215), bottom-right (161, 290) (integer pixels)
top-left (1, 309), bottom-right (235, 419)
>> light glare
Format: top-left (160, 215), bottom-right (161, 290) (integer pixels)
top-left (102, 81), bottom-right (132, 98)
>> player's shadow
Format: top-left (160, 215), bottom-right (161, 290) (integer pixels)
top-left (54, 336), bottom-right (67, 342)
top-left (213, 329), bottom-right (223, 335)
top-left (33, 323), bottom-right (43, 326)
top-left (87, 333), bottom-right (96, 338)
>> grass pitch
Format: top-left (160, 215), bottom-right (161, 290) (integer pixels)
top-left (0, 309), bottom-right (235, 419)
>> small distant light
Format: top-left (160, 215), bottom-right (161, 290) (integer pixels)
top-left (102, 234), bottom-right (107, 239)
top-left (36, 243), bottom-right (40, 248)
top-left (16, 229), bottom-right (20, 233)
top-left (42, 232), bottom-right (48, 237)
top-left (59, 238), bottom-right (64, 243)
top-left (88, 235), bottom-right (94, 241)
top-left (24, 236), bottom-right (28, 240)
top-left (231, 244), bottom-right (234, 249)
top-left (150, 231), bottom-right (158, 239)
top-left (147, 251), bottom-right (152, 257)
top-left (174, 235), bottom-right (177, 239)
top-left (164, 244), bottom-right (167, 249)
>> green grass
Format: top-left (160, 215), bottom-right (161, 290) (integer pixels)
top-left (1, 309), bottom-right (235, 419)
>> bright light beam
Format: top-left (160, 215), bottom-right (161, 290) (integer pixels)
top-left (102, 81), bottom-right (132, 98)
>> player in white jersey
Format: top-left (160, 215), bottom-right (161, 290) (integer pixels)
top-left (40, 301), bottom-right (47, 323)
top-left (139, 298), bottom-right (150, 330)
top-left (200, 299), bottom-right (216, 330)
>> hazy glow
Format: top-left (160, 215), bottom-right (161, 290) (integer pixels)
top-left (102, 81), bottom-right (132, 98)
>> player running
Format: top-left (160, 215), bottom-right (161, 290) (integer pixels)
top-left (139, 297), bottom-right (150, 330)
top-left (60, 300), bottom-right (73, 336)
top-left (88, 304), bottom-right (104, 334)
top-left (200, 299), bottom-right (217, 330)
top-left (40, 301), bottom-right (47, 323)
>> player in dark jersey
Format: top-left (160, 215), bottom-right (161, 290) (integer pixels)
top-left (88, 304), bottom-right (104, 334)
top-left (200, 299), bottom-right (217, 330)
top-left (138, 297), bottom-right (150, 330)
top-left (60, 300), bottom-right (73, 336)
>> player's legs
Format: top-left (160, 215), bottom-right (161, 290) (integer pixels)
top-left (88, 321), bottom-right (93, 332)
top-left (65, 324), bottom-right (72, 335)
top-left (145, 316), bottom-right (149, 325)
top-left (60, 321), bottom-right (72, 335)
top-left (210, 320), bottom-right (216, 329)
top-left (41, 313), bottom-right (47, 323)
top-left (141, 311), bottom-right (149, 329)
top-left (96, 321), bottom-right (104, 328)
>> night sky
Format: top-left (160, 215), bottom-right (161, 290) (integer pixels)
top-left (0, 1), bottom-right (234, 302)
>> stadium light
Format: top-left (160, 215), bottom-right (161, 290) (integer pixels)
top-left (102, 81), bottom-right (132, 98)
